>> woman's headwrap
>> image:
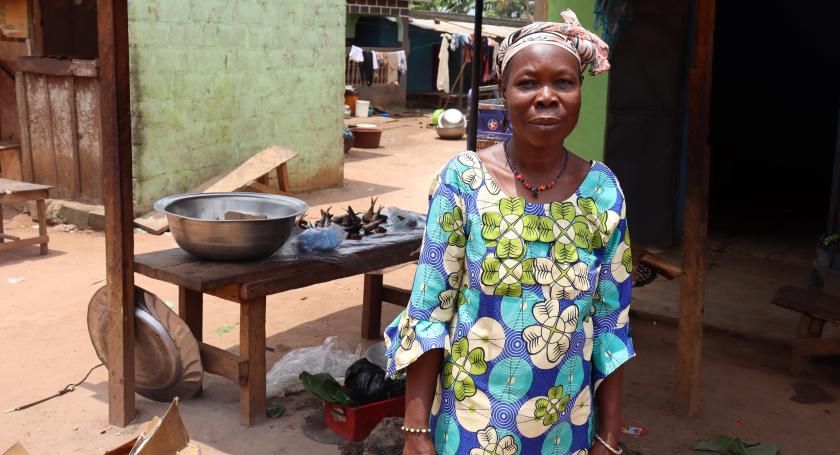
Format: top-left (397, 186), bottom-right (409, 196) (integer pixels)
top-left (496, 9), bottom-right (611, 79)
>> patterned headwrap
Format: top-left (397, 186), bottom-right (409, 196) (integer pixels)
top-left (496, 9), bottom-right (611, 79)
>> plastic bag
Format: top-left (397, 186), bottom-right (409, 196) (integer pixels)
top-left (345, 359), bottom-right (388, 405)
top-left (296, 226), bottom-right (343, 253)
top-left (386, 207), bottom-right (420, 230)
top-left (266, 336), bottom-right (359, 398)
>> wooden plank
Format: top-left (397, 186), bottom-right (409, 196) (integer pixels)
top-left (75, 78), bottom-right (103, 202)
top-left (199, 342), bottom-right (248, 386)
top-left (133, 145), bottom-right (298, 234)
top-left (0, 146), bottom-right (22, 180)
top-left (98, 0), bottom-right (135, 428)
top-left (362, 273), bottom-right (383, 340)
top-left (792, 337), bottom-right (840, 358)
top-left (0, 189), bottom-right (49, 204)
top-left (0, 234), bottom-right (48, 252)
top-left (675, 0), bottom-right (716, 418)
top-left (47, 75), bottom-right (81, 199)
top-left (15, 72), bottom-right (32, 182)
top-left (179, 287), bottom-right (203, 342)
top-left (382, 284), bottom-right (410, 307)
top-left (0, 232), bottom-right (20, 241)
top-left (772, 285), bottom-right (840, 323)
top-left (29, 0), bottom-right (43, 56)
top-left (240, 297), bottom-right (267, 426)
top-left (0, 177), bottom-right (52, 192)
top-left (18, 57), bottom-right (98, 78)
top-left (24, 74), bottom-right (60, 189)
top-left (134, 232), bottom-right (423, 295)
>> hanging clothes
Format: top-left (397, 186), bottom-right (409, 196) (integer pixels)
top-left (383, 52), bottom-right (400, 85)
top-left (349, 45), bottom-right (364, 63)
top-left (397, 50), bottom-right (407, 82)
top-left (372, 51), bottom-right (380, 70)
top-left (361, 50), bottom-right (375, 86)
top-left (437, 34), bottom-right (451, 93)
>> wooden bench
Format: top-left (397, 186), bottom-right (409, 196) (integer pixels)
top-left (771, 285), bottom-right (840, 374)
top-left (0, 178), bottom-right (52, 255)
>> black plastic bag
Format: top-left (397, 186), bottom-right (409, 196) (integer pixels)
top-left (345, 359), bottom-right (388, 405)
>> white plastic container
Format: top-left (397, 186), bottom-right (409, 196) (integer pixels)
top-left (355, 100), bottom-right (370, 118)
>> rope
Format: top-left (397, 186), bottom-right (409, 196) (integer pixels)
top-left (3, 363), bottom-right (104, 413)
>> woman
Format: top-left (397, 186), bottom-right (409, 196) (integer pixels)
top-left (385, 10), bottom-right (634, 455)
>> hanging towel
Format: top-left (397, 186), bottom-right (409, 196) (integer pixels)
top-left (349, 45), bottom-right (364, 63)
top-left (372, 51), bottom-right (380, 70)
top-left (436, 35), bottom-right (451, 93)
top-left (384, 52), bottom-right (400, 85)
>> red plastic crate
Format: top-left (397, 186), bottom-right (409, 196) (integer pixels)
top-left (323, 395), bottom-right (406, 441)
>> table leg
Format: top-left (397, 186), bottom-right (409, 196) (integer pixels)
top-left (179, 287), bottom-right (203, 342)
top-left (0, 203), bottom-right (4, 244)
top-left (362, 273), bottom-right (384, 340)
top-left (240, 296), bottom-right (266, 426)
top-left (791, 314), bottom-right (826, 375)
top-left (37, 199), bottom-right (47, 255)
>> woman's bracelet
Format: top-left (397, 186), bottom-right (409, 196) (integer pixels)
top-left (401, 425), bottom-right (431, 434)
top-left (594, 433), bottom-right (623, 455)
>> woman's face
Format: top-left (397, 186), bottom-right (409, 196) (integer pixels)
top-left (501, 44), bottom-right (582, 148)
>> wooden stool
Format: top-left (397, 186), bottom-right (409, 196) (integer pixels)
top-left (772, 285), bottom-right (840, 374)
top-left (0, 178), bottom-right (52, 255)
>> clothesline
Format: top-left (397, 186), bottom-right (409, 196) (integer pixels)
top-left (437, 33), bottom-right (500, 94)
top-left (348, 45), bottom-right (407, 86)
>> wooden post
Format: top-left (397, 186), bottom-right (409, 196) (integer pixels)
top-left (675, 0), bottom-right (716, 417)
top-left (362, 273), bottom-right (384, 340)
top-left (534, 0), bottom-right (549, 22)
top-left (240, 297), bottom-right (267, 426)
top-left (97, 0), bottom-right (136, 426)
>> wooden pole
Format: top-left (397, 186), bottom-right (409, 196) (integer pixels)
top-left (467, 0), bottom-right (484, 152)
top-left (97, 0), bottom-right (136, 426)
top-left (675, 0), bottom-right (716, 417)
top-left (534, 0), bottom-right (549, 22)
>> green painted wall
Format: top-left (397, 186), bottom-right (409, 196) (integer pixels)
top-left (127, 0), bottom-right (346, 212)
top-left (547, 0), bottom-right (607, 162)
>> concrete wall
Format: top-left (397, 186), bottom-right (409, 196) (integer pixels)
top-left (127, 0), bottom-right (346, 212)
top-left (548, 0), bottom-right (607, 162)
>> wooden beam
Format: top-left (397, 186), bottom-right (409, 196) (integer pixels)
top-left (675, 0), bottom-right (716, 417)
top-left (97, 0), bottom-right (136, 427)
top-left (362, 273), bottom-right (384, 340)
top-left (199, 342), bottom-right (248, 386)
top-left (534, 0), bottom-right (548, 21)
top-left (17, 57), bottom-right (99, 78)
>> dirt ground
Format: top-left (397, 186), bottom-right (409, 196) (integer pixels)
top-left (1, 116), bottom-right (838, 454)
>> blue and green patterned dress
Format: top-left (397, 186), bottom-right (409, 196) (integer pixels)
top-left (384, 151), bottom-right (635, 455)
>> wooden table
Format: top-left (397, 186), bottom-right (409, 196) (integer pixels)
top-left (0, 178), bottom-right (51, 255)
top-left (134, 233), bottom-right (421, 426)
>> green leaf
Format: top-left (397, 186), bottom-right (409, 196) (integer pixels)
top-left (481, 212), bottom-right (503, 240)
top-left (499, 197), bottom-right (526, 216)
top-left (496, 282), bottom-right (522, 297)
top-left (534, 398), bottom-right (549, 418)
top-left (452, 337), bottom-right (469, 359)
top-left (622, 248), bottom-right (633, 273)
top-left (537, 216), bottom-right (555, 242)
top-left (468, 348), bottom-right (488, 375)
top-left (449, 232), bottom-right (467, 248)
top-left (521, 214), bottom-right (541, 241)
top-left (548, 385), bottom-right (563, 400)
top-left (542, 411), bottom-right (558, 427)
top-left (693, 436), bottom-right (751, 455)
top-left (520, 259), bottom-right (536, 285)
top-left (481, 256), bottom-right (501, 286)
top-left (591, 232), bottom-right (603, 250)
top-left (299, 371), bottom-right (355, 406)
top-left (578, 197), bottom-right (597, 216)
top-left (553, 242), bottom-right (579, 263)
top-left (442, 362), bottom-right (455, 388)
top-left (441, 212), bottom-right (455, 232)
top-left (454, 375), bottom-right (476, 400)
top-left (550, 201), bottom-right (576, 222)
top-left (453, 205), bottom-right (463, 221)
top-left (497, 237), bottom-right (524, 259)
top-left (572, 220), bottom-right (591, 249)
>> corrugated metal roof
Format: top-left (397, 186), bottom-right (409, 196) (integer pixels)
top-left (408, 17), bottom-right (519, 41)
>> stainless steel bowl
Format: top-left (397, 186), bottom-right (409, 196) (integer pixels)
top-left (154, 192), bottom-right (308, 261)
top-left (436, 126), bottom-right (466, 140)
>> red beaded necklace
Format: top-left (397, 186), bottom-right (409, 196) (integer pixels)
top-left (503, 140), bottom-right (569, 198)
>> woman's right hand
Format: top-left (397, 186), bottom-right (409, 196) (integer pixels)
top-left (403, 433), bottom-right (436, 455)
